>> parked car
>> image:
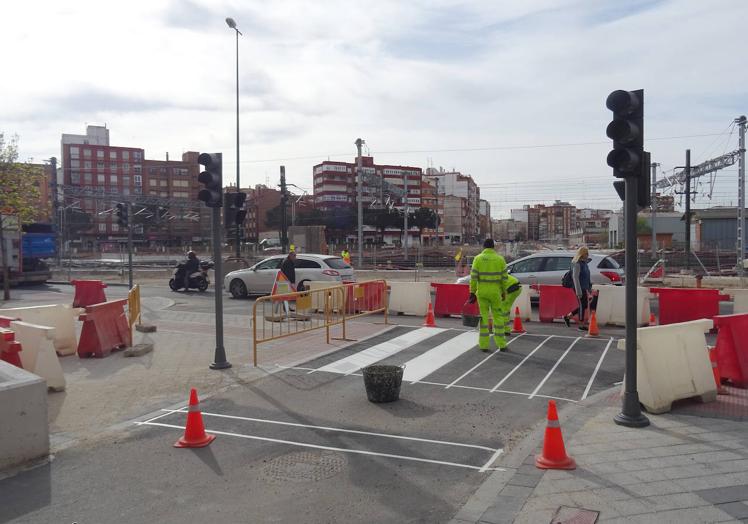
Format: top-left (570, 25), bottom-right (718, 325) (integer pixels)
top-left (456, 251), bottom-right (623, 289)
top-left (224, 253), bottom-right (355, 298)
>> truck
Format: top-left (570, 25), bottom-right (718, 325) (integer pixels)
top-left (0, 221), bottom-right (54, 285)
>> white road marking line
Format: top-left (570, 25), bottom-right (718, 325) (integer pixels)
top-left (139, 407), bottom-right (188, 425)
top-left (527, 337), bottom-right (581, 399)
top-left (140, 421), bottom-right (504, 472)
top-left (314, 327), bottom-right (446, 375)
top-left (444, 334), bottom-right (525, 389)
top-left (479, 447), bottom-right (505, 473)
top-left (403, 331), bottom-right (476, 384)
top-left (582, 337), bottom-right (615, 400)
top-left (143, 409), bottom-right (496, 452)
top-left (490, 336), bottom-right (553, 392)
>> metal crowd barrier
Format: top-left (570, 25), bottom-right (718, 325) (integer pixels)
top-left (251, 279), bottom-right (388, 366)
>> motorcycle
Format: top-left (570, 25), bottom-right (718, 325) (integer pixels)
top-left (169, 260), bottom-right (213, 292)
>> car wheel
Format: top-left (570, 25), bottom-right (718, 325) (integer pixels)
top-left (230, 278), bottom-right (248, 299)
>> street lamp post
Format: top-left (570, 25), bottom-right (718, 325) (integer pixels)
top-left (226, 17), bottom-right (242, 258)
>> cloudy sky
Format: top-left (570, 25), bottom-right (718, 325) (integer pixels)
top-left (2, 0), bottom-right (746, 217)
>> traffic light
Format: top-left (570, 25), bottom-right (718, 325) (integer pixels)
top-left (223, 192), bottom-right (247, 228)
top-left (116, 202), bottom-right (129, 228)
top-left (612, 151), bottom-right (652, 209)
top-left (606, 89), bottom-right (644, 179)
top-left (197, 152), bottom-right (223, 207)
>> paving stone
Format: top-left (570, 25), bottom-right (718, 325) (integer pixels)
top-left (651, 505), bottom-right (737, 523)
top-left (717, 502), bottom-right (748, 520)
top-left (641, 493), bottom-right (711, 511)
top-left (511, 509), bottom-right (556, 524)
top-left (507, 473), bottom-right (543, 488)
top-left (499, 485), bottom-right (534, 498)
top-left (695, 485), bottom-right (748, 504)
top-left (626, 480), bottom-right (690, 497)
top-left (479, 495), bottom-right (526, 524)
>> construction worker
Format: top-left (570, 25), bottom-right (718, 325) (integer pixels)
top-left (501, 273), bottom-right (522, 337)
top-left (469, 238), bottom-right (508, 352)
top-left (341, 248), bottom-right (351, 266)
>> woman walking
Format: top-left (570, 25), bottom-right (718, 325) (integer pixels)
top-left (564, 246), bottom-right (598, 331)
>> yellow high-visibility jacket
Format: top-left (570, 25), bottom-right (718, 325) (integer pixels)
top-left (469, 248), bottom-right (508, 297)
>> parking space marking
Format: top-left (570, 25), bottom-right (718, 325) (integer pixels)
top-left (581, 337), bottom-right (615, 400)
top-left (490, 336), bottom-right (553, 392)
top-left (527, 337), bottom-right (581, 400)
top-left (314, 327), bottom-right (446, 375)
top-left (403, 331), bottom-right (476, 384)
top-left (444, 334), bottom-right (525, 389)
top-left (138, 421), bottom-right (505, 473)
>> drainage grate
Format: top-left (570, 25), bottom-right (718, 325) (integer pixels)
top-left (262, 450), bottom-right (346, 483)
top-left (550, 506), bottom-right (599, 524)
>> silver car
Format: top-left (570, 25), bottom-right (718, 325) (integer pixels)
top-left (457, 251), bottom-right (623, 287)
top-left (224, 253), bottom-right (355, 298)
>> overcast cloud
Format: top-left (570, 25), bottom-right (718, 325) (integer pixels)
top-left (1, 0), bottom-right (745, 216)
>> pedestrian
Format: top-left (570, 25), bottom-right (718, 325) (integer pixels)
top-left (563, 246), bottom-right (599, 331)
top-left (501, 272), bottom-right (523, 337)
top-left (280, 250), bottom-right (297, 292)
top-left (341, 248), bottom-right (351, 266)
top-left (469, 238), bottom-right (509, 352)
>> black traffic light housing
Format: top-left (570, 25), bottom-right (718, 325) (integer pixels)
top-left (613, 151), bottom-right (652, 210)
top-left (198, 152), bottom-right (223, 207)
top-left (606, 89), bottom-right (643, 179)
top-left (223, 192), bottom-right (248, 228)
top-left (116, 202), bottom-right (129, 228)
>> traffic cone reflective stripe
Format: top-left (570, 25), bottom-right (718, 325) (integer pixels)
top-left (512, 306), bottom-right (526, 334)
top-left (423, 303), bottom-right (437, 327)
top-left (708, 347), bottom-right (728, 395)
top-left (535, 400), bottom-right (576, 470)
top-left (174, 388), bottom-right (216, 448)
top-left (586, 311), bottom-right (600, 338)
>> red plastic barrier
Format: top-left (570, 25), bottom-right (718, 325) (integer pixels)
top-left (650, 288), bottom-right (730, 326)
top-left (346, 281), bottom-right (386, 314)
top-left (0, 329), bottom-right (23, 368)
top-left (538, 285), bottom-right (579, 323)
top-left (431, 283), bottom-right (471, 317)
top-left (713, 314), bottom-right (748, 388)
top-left (77, 299), bottom-right (131, 358)
top-left (72, 280), bottom-right (108, 308)
top-left (0, 315), bottom-right (20, 328)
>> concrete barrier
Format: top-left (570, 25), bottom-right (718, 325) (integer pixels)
top-left (11, 321), bottom-right (65, 392)
top-left (618, 319), bottom-right (716, 414)
top-left (728, 289), bottom-right (748, 314)
top-left (593, 285), bottom-right (651, 326)
top-left (0, 360), bottom-right (49, 470)
top-left (387, 281), bottom-right (432, 316)
top-left (514, 285), bottom-right (532, 321)
top-left (0, 305), bottom-right (81, 356)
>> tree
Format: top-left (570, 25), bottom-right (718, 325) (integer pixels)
top-left (636, 217), bottom-right (651, 235)
top-left (0, 133), bottom-right (45, 299)
top-left (410, 207), bottom-right (438, 242)
top-left (364, 207), bottom-right (402, 244)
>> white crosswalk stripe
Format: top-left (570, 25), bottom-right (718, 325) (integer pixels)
top-left (403, 331), bottom-right (476, 383)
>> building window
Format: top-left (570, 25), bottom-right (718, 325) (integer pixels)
top-left (134, 175), bottom-right (142, 186)
top-left (109, 163), bottom-right (117, 172)
top-left (123, 188), bottom-right (130, 196)
top-left (84, 173), bottom-right (92, 185)
top-left (172, 191), bottom-right (189, 199)
top-left (175, 168), bottom-right (188, 176)
top-left (70, 159), bottom-right (80, 168)
top-left (148, 167), bottom-right (157, 175)
top-left (97, 150), bottom-right (104, 159)
top-left (109, 151), bottom-right (117, 160)
top-left (159, 167), bottom-right (167, 175)
top-left (69, 146), bottom-right (79, 158)
top-left (112, 224), bottom-right (119, 233)
top-left (133, 151), bottom-right (142, 162)
top-left (70, 172), bottom-right (80, 185)
top-left (110, 175), bottom-right (118, 184)
top-left (83, 149), bottom-right (92, 158)
top-left (123, 176), bottom-right (130, 187)
top-left (173, 180), bottom-right (189, 187)
top-left (122, 151), bottom-right (129, 160)
top-left (149, 179), bottom-right (158, 187)
top-left (97, 161), bottom-right (105, 169)
top-left (160, 191), bottom-right (168, 197)
top-left (133, 165), bottom-right (141, 175)
top-left (99, 223), bottom-right (107, 233)
top-left (97, 174), bottom-right (106, 184)
top-left (160, 180), bottom-right (167, 187)
top-left (84, 160), bottom-right (92, 170)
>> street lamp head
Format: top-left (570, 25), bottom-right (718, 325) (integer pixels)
top-left (225, 17), bottom-right (237, 29)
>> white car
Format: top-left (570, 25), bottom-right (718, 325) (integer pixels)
top-left (456, 251), bottom-right (624, 288)
top-left (224, 253), bottom-right (355, 298)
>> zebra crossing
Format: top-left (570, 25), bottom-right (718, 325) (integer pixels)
top-left (286, 326), bottom-right (624, 404)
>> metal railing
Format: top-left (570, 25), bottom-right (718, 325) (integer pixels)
top-left (251, 279), bottom-right (388, 366)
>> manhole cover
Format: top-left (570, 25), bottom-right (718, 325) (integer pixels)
top-left (262, 450), bottom-right (346, 483)
top-left (550, 506), bottom-right (599, 524)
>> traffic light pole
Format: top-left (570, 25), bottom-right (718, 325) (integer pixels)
top-left (127, 202), bottom-right (133, 289)
top-left (614, 174), bottom-right (650, 428)
top-left (210, 204), bottom-right (231, 370)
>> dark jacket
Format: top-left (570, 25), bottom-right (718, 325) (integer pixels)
top-left (280, 256), bottom-right (296, 284)
top-left (572, 259), bottom-right (591, 295)
top-left (184, 256), bottom-right (200, 273)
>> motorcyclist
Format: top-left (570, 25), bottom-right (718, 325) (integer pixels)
top-left (181, 251), bottom-right (200, 290)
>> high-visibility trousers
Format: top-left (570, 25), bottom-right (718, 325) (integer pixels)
top-left (501, 285), bottom-right (522, 335)
top-left (478, 294), bottom-right (506, 350)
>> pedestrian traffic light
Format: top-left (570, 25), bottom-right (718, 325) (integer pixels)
top-left (197, 152), bottom-right (223, 207)
top-left (223, 192), bottom-right (247, 228)
top-left (606, 89), bottom-right (644, 179)
top-left (116, 202), bottom-right (129, 228)
top-left (638, 151), bottom-right (651, 208)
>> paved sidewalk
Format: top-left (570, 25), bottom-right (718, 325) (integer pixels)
top-left (454, 388), bottom-right (748, 524)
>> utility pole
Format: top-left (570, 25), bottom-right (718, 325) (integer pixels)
top-left (127, 201), bottom-right (133, 289)
top-left (402, 170), bottom-right (409, 261)
top-left (737, 116), bottom-right (747, 278)
top-left (355, 138), bottom-right (364, 267)
top-left (50, 157), bottom-right (60, 266)
top-left (279, 166), bottom-right (288, 252)
top-left (651, 162), bottom-right (659, 258)
top-left (685, 150), bottom-right (691, 270)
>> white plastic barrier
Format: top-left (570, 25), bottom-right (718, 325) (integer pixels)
top-left (617, 318), bottom-right (716, 414)
top-left (387, 281), bottom-right (432, 316)
top-left (513, 285), bottom-right (532, 321)
top-left (729, 289), bottom-right (748, 314)
top-left (593, 285), bottom-right (651, 327)
top-left (0, 305), bottom-right (81, 356)
top-left (307, 281), bottom-right (345, 312)
top-left (11, 321), bottom-right (65, 392)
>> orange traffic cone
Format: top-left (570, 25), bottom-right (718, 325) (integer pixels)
top-left (586, 311), bottom-right (600, 338)
top-left (174, 388), bottom-right (216, 448)
top-left (649, 312), bottom-right (657, 326)
top-left (535, 400), bottom-right (576, 470)
top-left (708, 346), bottom-right (728, 395)
top-left (423, 303), bottom-right (437, 327)
top-left (512, 306), bottom-right (526, 334)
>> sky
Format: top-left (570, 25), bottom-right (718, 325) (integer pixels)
top-left (1, 0), bottom-right (746, 218)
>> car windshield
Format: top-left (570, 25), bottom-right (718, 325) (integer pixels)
top-left (597, 256), bottom-right (620, 269)
top-left (325, 257), bottom-right (350, 270)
